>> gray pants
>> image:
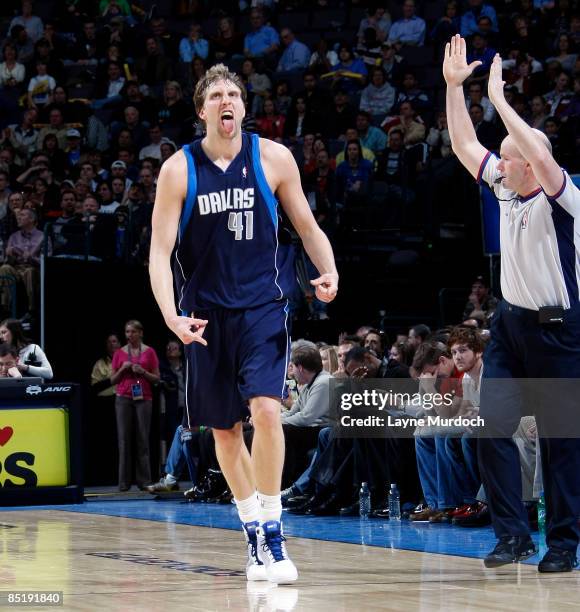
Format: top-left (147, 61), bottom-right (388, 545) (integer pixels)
top-left (477, 416), bottom-right (537, 503)
top-left (115, 396), bottom-right (152, 488)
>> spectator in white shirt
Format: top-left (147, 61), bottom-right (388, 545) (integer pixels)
top-left (27, 60), bottom-right (55, 110)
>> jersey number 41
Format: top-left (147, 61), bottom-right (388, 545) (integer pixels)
top-left (228, 211), bottom-right (254, 241)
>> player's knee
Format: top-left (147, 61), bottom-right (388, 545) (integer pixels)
top-left (251, 402), bottom-right (281, 430)
top-left (213, 424), bottom-right (242, 450)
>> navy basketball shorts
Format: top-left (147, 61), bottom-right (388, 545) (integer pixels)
top-left (183, 300), bottom-right (291, 430)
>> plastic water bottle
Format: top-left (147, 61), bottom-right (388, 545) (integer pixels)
top-left (388, 483), bottom-right (401, 521)
top-left (359, 482), bottom-right (371, 518)
top-left (538, 491), bottom-right (546, 540)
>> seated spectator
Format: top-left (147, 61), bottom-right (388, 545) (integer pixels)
top-left (460, 0), bottom-right (498, 38)
top-left (393, 71), bottom-right (430, 114)
top-left (426, 111), bottom-right (452, 158)
top-left (430, 1), bottom-right (460, 49)
top-left (319, 345), bottom-right (339, 375)
top-left (33, 37), bottom-right (64, 84)
top-left (9, 25), bottom-right (34, 65)
top-left (136, 37), bottom-right (173, 96)
top-left (241, 58), bottom-right (271, 115)
top-left (356, 110), bottom-right (388, 154)
top-left (388, 0), bottom-right (426, 47)
top-left (147, 17), bottom-right (179, 61)
top-left (465, 81), bottom-right (495, 123)
top-left (335, 140), bottom-right (374, 205)
top-left (357, 4), bottom-right (392, 44)
top-left (138, 125), bottom-right (164, 161)
top-left (335, 128), bottom-right (376, 167)
top-left (91, 333), bottom-right (121, 398)
top-left (0, 171), bottom-right (10, 210)
top-left (97, 181), bottom-right (119, 214)
top-left (323, 89), bottom-right (357, 139)
top-left (243, 8), bottom-right (280, 61)
top-left (508, 16), bottom-right (542, 58)
top-left (280, 344), bottom-right (333, 484)
top-left (543, 116), bottom-right (575, 168)
top-left (308, 38), bottom-right (338, 75)
top-left (294, 70), bottom-right (331, 123)
top-left (469, 103), bottom-right (500, 150)
top-left (382, 101), bottom-right (426, 146)
top-left (179, 22), bottom-right (209, 64)
top-left (10, 1), bottom-right (44, 44)
top-left (466, 33), bottom-right (496, 81)
top-left (545, 71), bottom-right (573, 116)
top-left (43, 86), bottom-right (88, 125)
top-left (528, 95), bottom-right (548, 129)
top-left (389, 340), bottom-right (415, 367)
top-left (116, 81), bottom-right (158, 127)
top-left (2, 109), bottom-right (38, 166)
top-left (65, 129), bottom-right (83, 175)
top-left (273, 80), bottom-right (292, 116)
top-left (283, 96), bottom-right (316, 143)
top-left (27, 60), bottom-right (56, 111)
top-left (475, 15), bottom-right (499, 48)
top-left (356, 28), bottom-right (383, 67)
top-left (359, 67), bottom-right (396, 125)
top-left (504, 55), bottom-right (545, 98)
top-left (256, 98), bottom-right (285, 141)
top-left (111, 106), bottom-right (149, 149)
top-left (157, 81), bottom-right (194, 129)
top-left (160, 139), bottom-right (177, 163)
top-left (74, 19), bottom-right (104, 64)
top-left (0, 344), bottom-right (23, 378)
top-left (379, 41), bottom-right (406, 87)
top-left (364, 328), bottom-right (385, 357)
top-left (211, 16), bottom-right (244, 62)
top-left (328, 44), bottom-right (368, 93)
top-left (38, 108), bottom-right (69, 151)
top-left (0, 209), bottom-right (46, 317)
top-left (410, 341), bottom-right (467, 523)
top-left (93, 61), bottom-right (126, 109)
top-left (303, 149), bottom-right (337, 234)
top-left (277, 28), bottom-right (311, 73)
top-left (462, 275), bottom-right (498, 328)
top-left (0, 42), bottom-right (26, 90)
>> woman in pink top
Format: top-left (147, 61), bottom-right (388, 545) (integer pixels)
top-left (111, 319), bottom-right (160, 491)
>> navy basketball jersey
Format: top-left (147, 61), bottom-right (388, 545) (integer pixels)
top-left (174, 132), bottom-right (296, 312)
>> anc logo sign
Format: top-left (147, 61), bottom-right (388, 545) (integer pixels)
top-left (0, 408), bottom-right (69, 487)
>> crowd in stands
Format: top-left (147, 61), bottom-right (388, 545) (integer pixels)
top-left (0, 0), bottom-right (579, 320)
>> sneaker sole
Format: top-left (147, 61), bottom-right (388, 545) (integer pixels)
top-left (484, 548), bottom-right (537, 568)
top-left (247, 566), bottom-right (268, 581)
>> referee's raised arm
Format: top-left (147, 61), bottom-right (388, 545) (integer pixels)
top-left (443, 34), bottom-right (489, 180)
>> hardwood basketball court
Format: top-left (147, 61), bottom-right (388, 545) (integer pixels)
top-left (1, 500), bottom-right (579, 611)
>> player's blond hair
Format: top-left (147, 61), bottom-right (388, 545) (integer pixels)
top-left (193, 64), bottom-right (247, 118)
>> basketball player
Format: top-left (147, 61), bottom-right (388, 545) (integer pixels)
top-left (444, 35), bottom-right (580, 572)
top-left (149, 64), bottom-right (338, 584)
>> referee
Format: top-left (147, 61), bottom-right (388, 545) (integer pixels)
top-left (444, 35), bottom-right (580, 572)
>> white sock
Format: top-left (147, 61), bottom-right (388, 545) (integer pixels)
top-left (164, 473), bottom-right (177, 485)
top-left (235, 493), bottom-right (260, 525)
top-left (258, 492), bottom-right (282, 523)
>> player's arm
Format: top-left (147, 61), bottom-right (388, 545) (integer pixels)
top-left (443, 34), bottom-right (488, 179)
top-left (149, 152), bottom-right (208, 345)
top-left (263, 140), bottom-right (338, 303)
top-left (487, 53), bottom-right (563, 195)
